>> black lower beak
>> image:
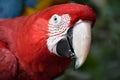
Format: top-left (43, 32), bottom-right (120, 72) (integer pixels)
top-left (56, 27), bottom-right (75, 59)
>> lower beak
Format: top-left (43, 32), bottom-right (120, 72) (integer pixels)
top-left (72, 20), bottom-right (92, 69)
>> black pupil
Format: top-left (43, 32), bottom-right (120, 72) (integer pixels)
top-left (54, 17), bottom-right (57, 21)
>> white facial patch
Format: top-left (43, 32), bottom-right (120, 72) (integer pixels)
top-left (47, 14), bottom-right (71, 55)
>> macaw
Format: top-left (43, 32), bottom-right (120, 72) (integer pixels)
top-left (0, 3), bottom-right (96, 80)
top-left (0, 0), bottom-right (23, 18)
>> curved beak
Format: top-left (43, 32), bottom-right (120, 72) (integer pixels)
top-left (72, 20), bottom-right (92, 69)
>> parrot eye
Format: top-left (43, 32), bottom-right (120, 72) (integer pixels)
top-left (49, 14), bottom-right (61, 25)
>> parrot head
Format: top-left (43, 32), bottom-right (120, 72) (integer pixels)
top-left (16, 3), bottom-right (96, 71)
top-left (37, 3), bottom-right (96, 69)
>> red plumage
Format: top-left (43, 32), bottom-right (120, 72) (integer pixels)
top-left (0, 3), bottom-right (96, 80)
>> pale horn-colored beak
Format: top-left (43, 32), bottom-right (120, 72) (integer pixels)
top-left (72, 20), bottom-right (92, 69)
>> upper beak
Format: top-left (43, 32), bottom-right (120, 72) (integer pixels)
top-left (71, 20), bottom-right (92, 69)
top-left (56, 20), bottom-right (92, 69)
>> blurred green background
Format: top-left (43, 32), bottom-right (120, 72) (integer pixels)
top-left (55, 0), bottom-right (120, 80)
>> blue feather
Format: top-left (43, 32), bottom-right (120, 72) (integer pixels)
top-left (24, 0), bottom-right (38, 8)
top-left (0, 0), bottom-right (23, 18)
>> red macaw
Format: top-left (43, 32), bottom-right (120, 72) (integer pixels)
top-left (0, 3), bottom-right (96, 80)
